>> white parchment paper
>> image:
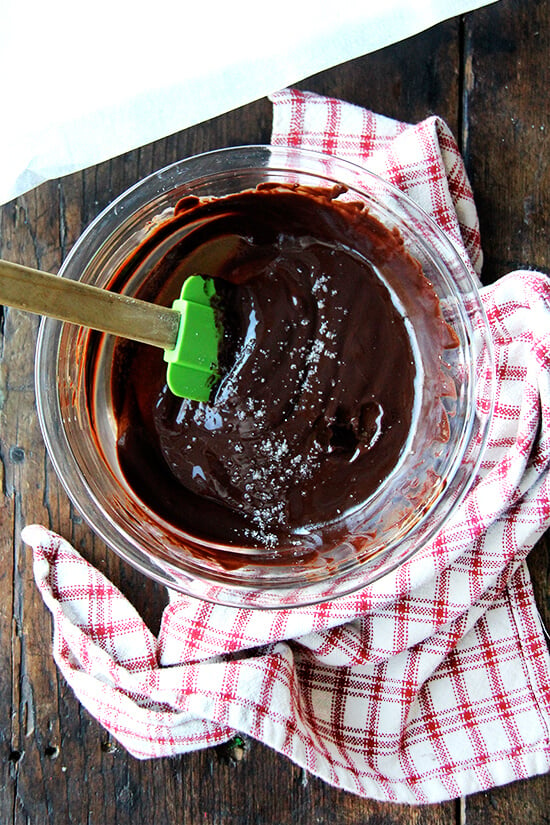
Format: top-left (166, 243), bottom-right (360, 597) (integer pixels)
top-left (0, 0), bottom-right (497, 204)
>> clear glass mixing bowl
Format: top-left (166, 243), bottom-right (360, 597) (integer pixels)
top-left (35, 146), bottom-right (494, 608)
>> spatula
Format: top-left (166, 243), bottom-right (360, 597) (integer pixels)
top-left (0, 259), bottom-right (222, 402)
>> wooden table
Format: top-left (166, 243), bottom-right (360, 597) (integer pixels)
top-left (1, 0), bottom-right (548, 821)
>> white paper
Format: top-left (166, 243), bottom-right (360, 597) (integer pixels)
top-left (0, 0), bottom-right (497, 205)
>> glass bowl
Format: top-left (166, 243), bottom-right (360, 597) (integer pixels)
top-left (35, 145), bottom-right (494, 608)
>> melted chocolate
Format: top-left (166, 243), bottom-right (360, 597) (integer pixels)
top-left (110, 184), bottom-right (455, 549)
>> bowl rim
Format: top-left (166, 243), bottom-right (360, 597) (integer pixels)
top-left (34, 144), bottom-right (495, 607)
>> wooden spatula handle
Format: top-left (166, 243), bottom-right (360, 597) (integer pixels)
top-left (0, 259), bottom-right (180, 350)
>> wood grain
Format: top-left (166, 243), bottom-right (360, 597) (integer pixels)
top-left (463, 0), bottom-right (550, 283)
top-left (0, 0), bottom-right (548, 822)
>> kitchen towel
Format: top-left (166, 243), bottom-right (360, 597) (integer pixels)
top-left (22, 89), bottom-right (550, 804)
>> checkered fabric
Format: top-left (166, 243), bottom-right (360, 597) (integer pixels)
top-left (22, 89), bottom-right (550, 804)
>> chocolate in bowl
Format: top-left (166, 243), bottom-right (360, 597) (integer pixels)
top-left (34, 146), bottom-right (494, 607)
top-left (111, 183), bottom-right (456, 551)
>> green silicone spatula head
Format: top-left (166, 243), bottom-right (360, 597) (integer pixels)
top-left (0, 260), bottom-right (223, 403)
top-left (163, 275), bottom-right (221, 402)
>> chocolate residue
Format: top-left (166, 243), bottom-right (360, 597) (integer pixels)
top-left (109, 184), bottom-right (456, 549)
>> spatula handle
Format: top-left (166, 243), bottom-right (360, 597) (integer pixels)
top-left (0, 259), bottom-right (180, 350)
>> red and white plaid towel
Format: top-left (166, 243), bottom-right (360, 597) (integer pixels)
top-left (22, 89), bottom-right (550, 804)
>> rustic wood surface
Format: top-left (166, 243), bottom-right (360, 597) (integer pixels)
top-left (1, 0), bottom-right (549, 822)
